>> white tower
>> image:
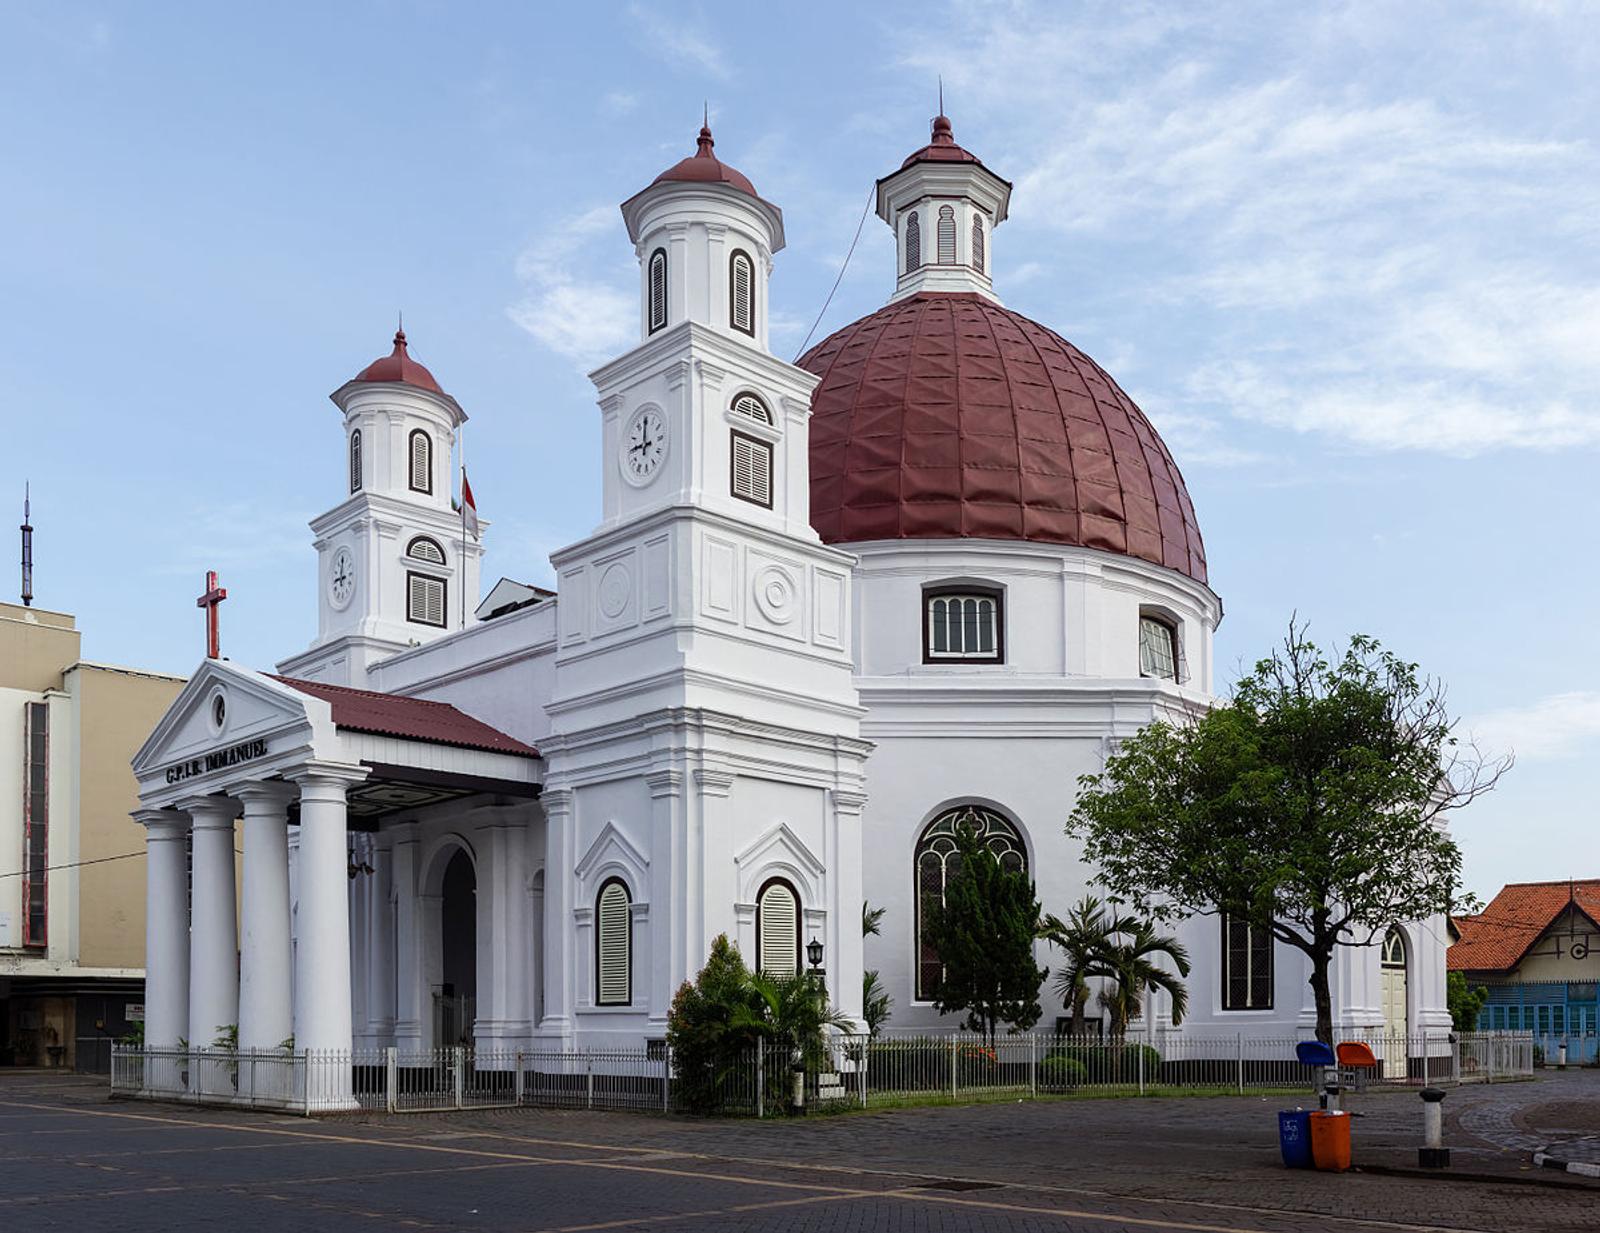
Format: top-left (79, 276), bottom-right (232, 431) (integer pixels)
top-left (537, 125), bottom-right (870, 1046)
top-left (877, 114), bottom-right (1012, 303)
top-left (278, 331), bottom-right (484, 687)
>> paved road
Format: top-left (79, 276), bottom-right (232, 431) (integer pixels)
top-left (2, 1071), bottom-right (1596, 1232)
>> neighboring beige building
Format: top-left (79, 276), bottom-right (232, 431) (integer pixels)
top-left (1, 601), bottom-right (184, 1070)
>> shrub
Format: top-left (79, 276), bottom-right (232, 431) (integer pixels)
top-left (1037, 1055), bottom-right (1088, 1090)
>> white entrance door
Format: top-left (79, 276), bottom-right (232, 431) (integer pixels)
top-left (1380, 927), bottom-right (1408, 1077)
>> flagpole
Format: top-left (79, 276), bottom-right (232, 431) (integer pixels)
top-left (459, 422), bottom-right (467, 632)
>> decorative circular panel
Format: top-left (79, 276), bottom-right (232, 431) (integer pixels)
top-left (752, 564), bottom-right (797, 625)
top-left (598, 562), bottom-right (632, 620)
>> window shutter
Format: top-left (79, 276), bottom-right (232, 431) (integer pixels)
top-left (905, 212), bottom-right (921, 273)
top-left (407, 537), bottom-right (445, 565)
top-left (1139, 616), bottom-right (1178, 680)
top-left (972, 216), bottom-right (985, 273)
top-left (757, 882), bottom-right (799, 977)
top-left (409, 432), bottom-right (432, 494)
top-left (937, 205), bottom-right (956, 264)
top-left (731, 252), bottom-right (753, 335)
top-left (649, 249), bottom-right (667, 332)
top-left (407, 573), bottom-right (446, 627)
top-left (597, 882), bottom-right (631, 1005)
top-left (350, 430), bottom-right (362, 493)
top-left (731, 432), bottom-right (772, 507)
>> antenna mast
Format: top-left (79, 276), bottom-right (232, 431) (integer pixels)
top-left (20, 482), bottom-right (33, 607)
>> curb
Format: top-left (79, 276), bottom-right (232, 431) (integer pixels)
top-left (1359, 1163), bottom-right (1600, 1190)
top-left (1533, 1139), bottom-right (1600, 1179)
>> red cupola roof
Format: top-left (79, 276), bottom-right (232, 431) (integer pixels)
top-left (353, 329), bottom-right (445, 395)
top-left (799, 293), bottom-right (1208, 584)
top-left (899, 114), bottom-right (983, 169)
top-left (652, 124), bottom-right (759, 198)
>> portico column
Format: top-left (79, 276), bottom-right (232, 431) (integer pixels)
top-left (537, 788), bottom-right (574, 1042)
top-left (365, 835), bottom-right (396, 1046)
top-left (182, 795), bottom-right (242, 1052)
top-left (232, 782), bottom-right (296, 1053)
top-left (285, 764), bottom-right (368, 1071)
top-left (134, 809), bottom-right (189, 1050)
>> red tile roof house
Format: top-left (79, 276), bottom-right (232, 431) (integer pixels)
top-left (1450, 880), bottom-right (1600, 1062)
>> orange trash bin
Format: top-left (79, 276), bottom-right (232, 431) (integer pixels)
top-left (1308, 1110), bottom-right (1352, 1171)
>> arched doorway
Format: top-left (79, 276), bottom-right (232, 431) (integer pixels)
top-left (437, 848), bottom-right (476, 1045)
top-left (1380, 926), bottom-right (1408, 1076)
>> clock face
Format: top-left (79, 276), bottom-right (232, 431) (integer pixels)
top-left (622, 408), bottom-right (667, 484)
top-left (329, 547), bottom-right (356, 609)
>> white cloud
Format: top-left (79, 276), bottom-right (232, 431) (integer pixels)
top-left (507, 206), bottom-right (635, 372)
top-left (1466, 692), bottom-right (1600, 763)
top-left (600, 91), bottom-right (639, 116)
top-left (625, 4), bottom-right (729, 80)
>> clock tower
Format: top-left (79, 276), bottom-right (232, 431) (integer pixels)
top-left (536, 125), bottom-right (870, 1046)
top-left (277, 331), bottom-right (484, 687)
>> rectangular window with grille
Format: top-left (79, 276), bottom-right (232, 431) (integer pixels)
top-left (1221, 914), bottom-right (1273, 1010)
top-left (730, 430), bottom-right (772, 508)
top-left (22, 701), bottom-right (47, 947)
top-left (406, 571), bottom-right (447, 627)
top-left (924, 590), bottom-right (1003, 662)
top-left (1139, 615), bottom-right (1179, 680)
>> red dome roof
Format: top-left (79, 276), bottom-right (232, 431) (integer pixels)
top-left (799, 293), bottom-right (1208, 584)
top-left (899, 114), bottom-right (983, 169)
top-left (354, 330), bottom-right (444, 395)
top-left (653, 125), bottom-right (759, 198)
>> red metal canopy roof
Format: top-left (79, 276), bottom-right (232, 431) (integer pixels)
top-left (652, 125), bottom-right (758, 198)
top-left (898, 113), bottom-right (983, 169)
top-left (352, 329), bottom-right (445, 396)
top-left (273, 676), bottom-right (538, 758)
top-left (799, 292), bottom-right (1208, 584)
top-left (1449, 880), bottom-right (1600, 973)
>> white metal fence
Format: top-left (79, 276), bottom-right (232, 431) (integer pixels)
top-left (110, 1031), bottom-right (1533, 1117)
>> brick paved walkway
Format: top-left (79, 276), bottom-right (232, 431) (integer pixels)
top-left (4, 1070), bottom-right (1597, 1232)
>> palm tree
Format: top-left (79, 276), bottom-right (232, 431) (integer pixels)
top-left (1088, 921), bottom-right (1191, 1042)
top-left (1038, 895), bottom-right (1126, 1035)
top-left (743, 970), bottom-right (852, 1065)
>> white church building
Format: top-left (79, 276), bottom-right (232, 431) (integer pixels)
top-left (130, 115), bottom-right (1447, 1083)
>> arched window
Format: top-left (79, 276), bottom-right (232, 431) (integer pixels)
top-left (904, 211), bottom-right (921, 273)
top-left (1138, 615), bottom-right (1179, 681)
top-left (596, 878), bottom-right (632, 1006)
top-left (648, 248), bottom-right (668, 334)
top-left (915, 805), bottom-right (1026, 1000)
top-left (408, 429), bottom-right (432, 495)
top-left (756, 878), bottom-right (800, 977)
top-left (924, 587), bottom-right (1003, 662)
top-left (971, 215), bottom-right (985, 274)
top-left (349, 429), bottom-right (363, 493)
top-left (731, 392), bottom-right (773, 424)
top-left (1220, 913), bottom-right (1274, 1010)
top-left (937, 204), bottom-right (956, 264)
top-left (1382, 927), bottom-right (1406, 968)
top-left (730, 393), bottom-right (774, 508)
top-left (729, 249), bottom-right (755, 336)
top-left (406, 536), bottom-right (446, 565)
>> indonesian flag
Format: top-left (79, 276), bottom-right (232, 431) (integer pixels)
top-left (461, 468), bottom-right (480, 541)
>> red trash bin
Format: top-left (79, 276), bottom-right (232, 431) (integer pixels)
top-left (1309, 1110), bottom-right (1352, 1171)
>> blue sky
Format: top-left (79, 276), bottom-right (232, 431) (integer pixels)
top-left (3, 2), bottom-right (1596, 899)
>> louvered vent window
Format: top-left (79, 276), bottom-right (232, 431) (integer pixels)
top-left (407, 571), bottom-right (446, 627)
top-left (408, 430), bottom-right (432, 494)
top-left (730, 431), bottom-right (773, 508)
top-left (407, 536), bottom-right (445, 565)
top-left (1139, 616), bottom-right (1179, 681)
top-left (596, 879), bottom-right (632, 1006)
top-left (904, 211), bottom-right (921, 273)
top-left (972, 216), bottom-right (985, 274)
top-left (22, 701), bottom-right (47, 948)
top-left (350, 429), bottom-right (362, 493)
top-left (730, 249), bottom-right (754, 336)
top-left (1221, 914), bottom-right (1274, 1010)
top-left (937, 205), bottom-right (956, 264)
top-left (648, 248), bottom-right (667, 333)
top-left (731, 392), bottom-right (773, 424)
top-left (756, 879), bottom-right (800, 977)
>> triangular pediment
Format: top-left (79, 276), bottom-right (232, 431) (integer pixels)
top-left (574, 820), bottom-right (650, 894)
top-left (734, 821), bottom-right (825, 902)
top-left (132, 660), bottom-right (336, 803)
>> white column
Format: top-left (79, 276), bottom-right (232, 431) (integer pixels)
top-left (233, 782), bottom-right (296, 1052)
top-left (646, 770), bottom-right (683, 1031)
top-left (478, 810), bottom-right (534, 1049)
top-left (536, 788), bottom-right (574, 1043)
top-left (135, 809), bottom-right (189, 1049)
top-left (831, 789), bottom-right (868, 1028)
top-left (365, 835), bottom-right (396, 1046)
top-left (390, 824), bottom-right (425, 1049)
top-left (183, 795), bottom-right (242, 1052)
top-left (286, 765), bottom-right (367, 1073)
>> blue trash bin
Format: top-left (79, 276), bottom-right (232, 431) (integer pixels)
top-left (1279, 1110), bottom-right (1314, 1168)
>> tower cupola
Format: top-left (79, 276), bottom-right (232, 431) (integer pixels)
top-left (875, 114), bottom-right (1012, 303)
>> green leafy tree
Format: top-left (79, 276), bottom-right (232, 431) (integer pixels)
top-left (666, 934), bottom-right (763, 1112)
top-left (1447, 972), bottom-right (1489, 1032)
top-left (1087, 921), bottom-right (1190, 1041)
top-left (1069, 621), bottom-right (1506, 1044)
top-left (861, 900), bottom-right (892, 1036)
top-left (746, 970), bottom-right (852, 1065)
top-left (1038, 895), bottom-right (1121, 1035)
top-left (924, 823), bottom-right (1046, 1043)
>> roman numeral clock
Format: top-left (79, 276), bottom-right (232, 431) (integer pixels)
top-left (621, 406), bottom-right (667, 484)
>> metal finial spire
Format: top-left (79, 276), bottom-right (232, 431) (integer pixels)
top-left (704, 99), bottom-right (708, 128)
top-left (20, 481), bottom-right (33, 608)
top-left (938, 75), bottom-right (944, 116)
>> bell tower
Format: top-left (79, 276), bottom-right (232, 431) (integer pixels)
top-left (277, 330), bottom-right (484, 687)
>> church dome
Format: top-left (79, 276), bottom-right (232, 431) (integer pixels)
top-left (353, 329), bottom-right (444, 395)
top-left (652, 125), bottom-right (759, 198)
top-left (799, 291), bottom-right (1208, 584)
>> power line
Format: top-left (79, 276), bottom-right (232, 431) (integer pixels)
top-left (794, 183), bottom-right (876, 361)
top-left (0, 845), bottom-right (246, 881)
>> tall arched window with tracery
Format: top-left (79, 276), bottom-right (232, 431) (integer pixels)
top-left (904, 211), bottom-right (921, 273)
top-left (914, 805), bottom-right (1026, 1000)
top-left (648, 248), bottom-right (668, 334)
top-left (971, 215), bottom-right (985, 274)
top-left (937, 205), bottom-right (956, 264)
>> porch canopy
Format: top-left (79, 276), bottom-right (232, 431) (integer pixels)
top-left (131, 660), bottom-right (540, 1065)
